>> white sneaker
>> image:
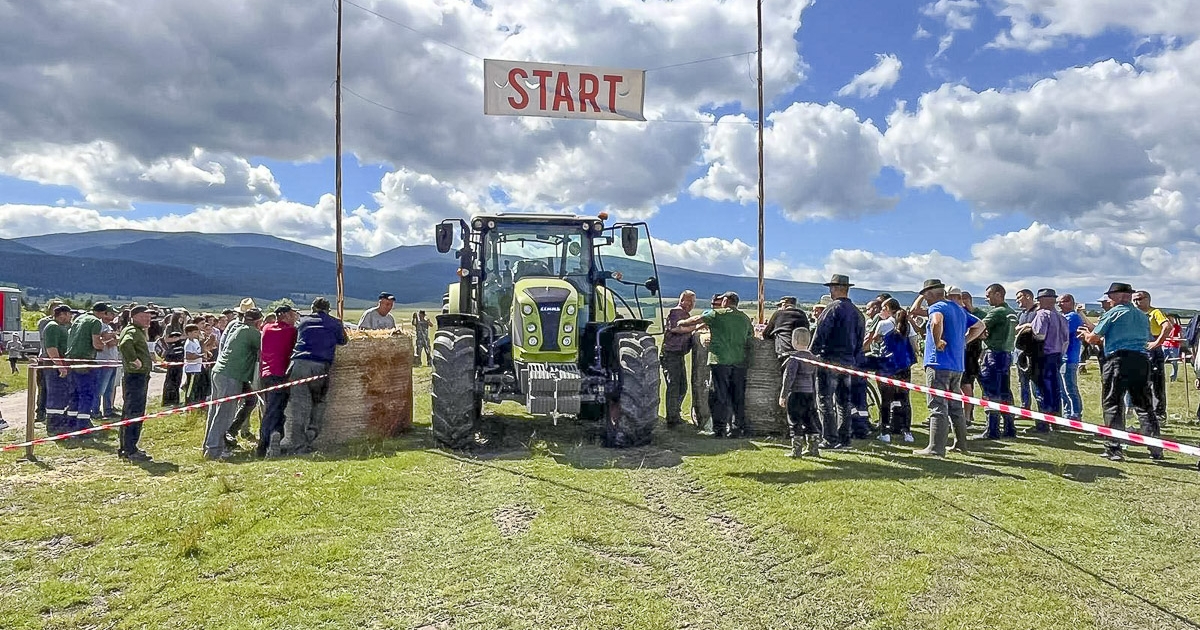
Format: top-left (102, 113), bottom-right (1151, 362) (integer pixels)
top-left (902, 432), bottom-right (915, 443)
top-left (0, 418), bottom-right (8, 431)
top-left (877, 433), bottom-right (891, 444)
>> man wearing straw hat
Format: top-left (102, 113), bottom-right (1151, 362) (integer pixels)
top-left (809, 274), bottom-right (865, 449)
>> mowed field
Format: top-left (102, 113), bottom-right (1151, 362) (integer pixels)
top-left (3, 352), bottom-right (1200, 628)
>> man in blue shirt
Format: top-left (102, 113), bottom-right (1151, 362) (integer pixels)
top-left (809, 274), bottom-right (866, 448)
top-left (1079, 282), bottom-right (1159, 461)
top-left (280, 297), bottom-right (348, 456)
top-left (1056, 293), bottom-right (1088, 421)
top-left (913, 279), bottom-right (985, 457)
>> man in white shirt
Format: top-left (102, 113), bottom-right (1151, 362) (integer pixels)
top-left (358, 292), bottom-right (397, 330)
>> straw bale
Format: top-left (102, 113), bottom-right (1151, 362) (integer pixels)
top-left (745, 337), bottom-right (787, 436)
top-left (315, 330), bottom-right (414, 447)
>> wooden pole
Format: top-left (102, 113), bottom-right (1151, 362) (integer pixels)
top-left (755, 0), bottom-right (766, 324)
top-left (334, 0), bottom-right (346, 320)
top-left (25, 364), bottom-right (35, 461)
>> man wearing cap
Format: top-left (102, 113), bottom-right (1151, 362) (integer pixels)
top-left (412, 310), bottom-right (432, 367)
top-left (258, 305), bottom-right (299, 457)
top-left (34, 299), bottom-right (65, 421)
top-left (280, 297), bottom-right (348, 455)
top-left (1133, 290), bottom-right (1171, 426)
top-left (1013, 288), bottom-right (1040, 411)
top-left (203, 308), bottom-right (264, 460)
top-left (678, 291), bottom-right (754, 437)
top-left (661, 290), bottom-right (696, 427)
top-left (1080, 283), bottom-right (1160, 461)
top-left (64, 303), bottom-right (108, 431)
top-left (117, 306), bottom-right (154, 461)
top-left (809, 274), bottom-right (866, 448)
top-left (41, 305), bottom-right (75, 435)
top-left (913, 279), bottom-right (985, 457)
top-left (1016, 289), bottom-right (1069, 431)
top-left (689, 294), bottom-right (724, 433)
top-left (358, 292), bottom-right (396, 330)
top-left (763, 296), bottom-right (810, 361)
top-left (977, 284), bottom-right (1019, 439)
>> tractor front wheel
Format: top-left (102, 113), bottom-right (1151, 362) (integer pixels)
top-left (604, 331), bottom-right (661, 448)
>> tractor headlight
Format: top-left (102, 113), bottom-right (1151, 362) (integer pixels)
top-left (566, 304), bottom-right (576, 315)
top-left (527, 336), bottom-right (538, 347)
top-left (522, 304), bottom-right (534, 316)
top-left (473, 219), bottom-right (484, 229)
top-left (562, 336), bottom-right (572, 346)
top-left (487, 220), bottom-right (496, 229)
top-left (563, 324), bottom-right (573, 333)
top-left (526, 323), bottom-right (536, 333)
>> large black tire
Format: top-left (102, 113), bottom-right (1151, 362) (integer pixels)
top-left (605, 331), bottom-right (661, 448)
top-left (432, 326), bottom-right (480, 449)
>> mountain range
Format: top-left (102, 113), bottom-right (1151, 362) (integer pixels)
top-left (0, 229), bottom-right (918, 307)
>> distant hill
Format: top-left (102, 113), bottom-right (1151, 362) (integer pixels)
top-left (2, 231), bottom-right (915, 306)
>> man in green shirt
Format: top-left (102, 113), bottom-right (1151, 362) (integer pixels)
top-left (41, 305), bottom-right (74, 435)
top-left (203, 309), bottom-right (264, 460)
top-left (678, 291), bottom-right (753, 437)
top-left (117, 305), bottom-right (155, 461)
top-left (64, 303), bottom-right (107, 431)
top-left (977, 284), bottom-right (1019, 439)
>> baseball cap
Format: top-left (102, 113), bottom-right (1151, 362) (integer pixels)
top-left (378, 292), bottom-right (396, 301)
top-left (274, 304), bottom-right (295, 315)
top-left (53, 304), bottom-right (73, 314)
top-left (92, 302), bottom-right (112, 313)
top-left (242, 308), bottom-right (264, 322)
top-left (130, 305), bottom-right (150, 316)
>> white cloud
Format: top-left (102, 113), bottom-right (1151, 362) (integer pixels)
top-left (837, 54), bottom-right (903, 98)
top-left (651, 237), bottom-right (755, 277)
top-left (690, 102), bottom-right (894, 220)
top-left (989, 0), bottom-right (1200, 51)
top-left (922, 0), bottom-right (981, 31)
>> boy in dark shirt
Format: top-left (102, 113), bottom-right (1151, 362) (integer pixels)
top-left (779, 328), bottom-right (820, 458)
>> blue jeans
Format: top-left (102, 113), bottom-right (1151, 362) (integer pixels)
top-left (93, 367), bottom-right (118, 417)
top-left (1165, 346), bottom-right (1180, 380)
top-left (1060, 359), bottom-right (1082, 420)
top-left (978, 349), bottom-right (1014, 435)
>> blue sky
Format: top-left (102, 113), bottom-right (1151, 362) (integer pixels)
top-left (1, 0), bottom-right (1198, 301)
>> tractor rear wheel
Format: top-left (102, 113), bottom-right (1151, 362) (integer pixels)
top-left (432, 326), bottom-right (480, 449)
top-left (604, 331), bottom-right (661, 448)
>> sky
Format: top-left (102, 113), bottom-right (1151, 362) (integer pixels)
top-left (1, 0), bottom-right (1199, 303)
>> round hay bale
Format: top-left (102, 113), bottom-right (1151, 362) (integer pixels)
top-left (690, 330), bottom-right (712, 430)
top-left (745, 337), bottom-right (787, 436)
top-left (315, 331), bottom-right (414, 447)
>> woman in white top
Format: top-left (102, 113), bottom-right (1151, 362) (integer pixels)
top-left (182, 324), bottom-right (204, 403)
top-left (863, 298), bottom-right (920, 444)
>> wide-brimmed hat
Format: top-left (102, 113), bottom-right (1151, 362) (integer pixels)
top-left (817, 295), bottom-right (833, 306)
top-left (1104, 282), bottom-right (1135, 295)
top-left (237, 297), bottom-right (257, 313)
top-left (823, 274), bottom-right (854, 287)
top-left (1036, 288), bottom-right (1058, 300)
top-left (946, 286), bottom-right (962, 296)
top-left (919, 279), bottom-right (945, 294)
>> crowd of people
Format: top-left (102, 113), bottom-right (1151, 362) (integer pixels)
top-left (29, 296), bottom-right (348, 462)
top-left (661, 275), bottom-right (1193, 462)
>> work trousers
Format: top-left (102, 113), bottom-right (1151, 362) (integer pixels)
top-left (1101, 350), bottom-right (1161, 457)
top-left (43, 370), bottom-right (72, 435)
top-left (925, 368), bottom-right (967, 456)
top-left (67, 369), bottom-right (99, 431)
top-left (281, 359), bottom-right (332, 453)
top-left (119, 372), bottom-right (149, 455)
top-left (817, 367), bottom-right (853, 445)
top-left (203, 373), bottom-right (245, 458)
top-left (1035, 352), bottom-right (1064, 430)
top-left (878, 368), bottom-right (912, 434)
top-left (661, 350), bottom-right (689, 425)
top-left (709, 364), bottom-right (748, 436)
top-left (36, 367), bottom-right (46, 420)
top-left (1148, 347), bottom-right (1166, 424)
top-left (228, 380), bottom-right (258, 437)
top-left (786, 391), bottom-right (820, 437)
top-left (1060, 360), bottom-right (1082, 420)
top-left (186, 367), bottom-right (211, 404)
top-left (162, 364), bottom-right (183, 407)
top-left (256, 375), bottom-right (289, 456)
top-left (415, 333), bottom-right (431, 366)
top-left (8, 357), bottom-right (17, 374)
top-left (979, 349), bottom-right (1015, 436)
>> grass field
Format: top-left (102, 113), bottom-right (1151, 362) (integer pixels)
top-left (3, 359), bottom-right (1200, 629)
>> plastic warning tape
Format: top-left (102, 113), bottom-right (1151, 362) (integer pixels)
top-left (28, 359), bottom-right (216, 370)
top-left (0, 374), bottom-right (327, 452)
top-left (798, 357), bottom-right (1200, 458)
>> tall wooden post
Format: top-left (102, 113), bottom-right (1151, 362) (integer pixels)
top-left (25, 365), bottom-right (35, 461)
top-left (334, 0), bottom-right (346, 320)
top-left (755, 0), bottom-right (766, 324)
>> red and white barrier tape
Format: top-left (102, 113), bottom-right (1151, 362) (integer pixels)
top-left (0, 374), bottom-right (327, 452)
top-left (29, 359), bottom-right (216, 370)
top-left (799, 357), bottom-right (1200, 458)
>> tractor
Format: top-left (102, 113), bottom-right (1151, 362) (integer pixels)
top-left (431, 213), bottom-right (664, 449)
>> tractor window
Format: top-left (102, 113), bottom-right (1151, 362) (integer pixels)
top-left (595, 223), bottom-right (665, 330)
top-left (479, 224), bottom-right (591, 327)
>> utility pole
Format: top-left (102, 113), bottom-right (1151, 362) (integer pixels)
top-left (756, 0), bottom-right (766, 324)
top-left (334, 0), bottom-right (346, 320)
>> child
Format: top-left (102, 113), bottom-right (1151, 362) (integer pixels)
top-left (779, 327), bottom-right (820, 458)
top-left (182, 324), bottom-right (203, 402)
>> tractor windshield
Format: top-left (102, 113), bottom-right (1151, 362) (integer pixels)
top-left (479, 223), bottom-right (592, 326)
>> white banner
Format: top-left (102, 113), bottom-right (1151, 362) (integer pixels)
top-left (484, 59), bottom-right (646, 122)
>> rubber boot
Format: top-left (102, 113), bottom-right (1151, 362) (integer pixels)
top-left (976, 416), bottom-right (1001, 440)
top-left (806, 434), bottom-right (820, 457)
top-left (788, 436), bottom-right (803, 458)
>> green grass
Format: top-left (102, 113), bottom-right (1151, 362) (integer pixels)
top-left (3, 362), bottom-right (1200, 629)
top-left (0, 361), bottom-right (31, 396)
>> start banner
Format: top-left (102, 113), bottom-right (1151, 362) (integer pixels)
top-left (484, 59), bottom-right (646, 122)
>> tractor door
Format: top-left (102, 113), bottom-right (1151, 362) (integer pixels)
top-left (594, 222), bottom-right (665, 333)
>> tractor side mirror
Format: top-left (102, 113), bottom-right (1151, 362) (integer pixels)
top-left (435, 223), bottom-right (454, 253)
top-left (621, 225), bottom-right (639, 256)
top-left (645, 277), bottom-right (659, 296)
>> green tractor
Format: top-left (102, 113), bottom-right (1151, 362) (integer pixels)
top-left (431, 213), bottom-right (665, 449)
